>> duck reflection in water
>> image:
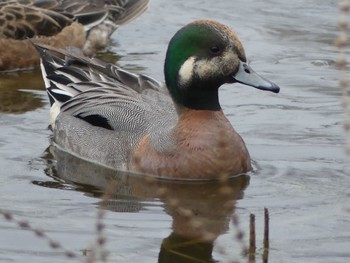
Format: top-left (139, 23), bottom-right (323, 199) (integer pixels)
top-left (39, 145), bottom-right (250, 262)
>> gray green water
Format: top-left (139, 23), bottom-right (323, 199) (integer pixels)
top-left (1, 0), bottom-right (349, 262)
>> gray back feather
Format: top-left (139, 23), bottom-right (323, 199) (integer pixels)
top-left (36, 43), bottom-right (178, 169)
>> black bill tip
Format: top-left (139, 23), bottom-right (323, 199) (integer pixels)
top-left (256, 82), bottom-right (280, 94)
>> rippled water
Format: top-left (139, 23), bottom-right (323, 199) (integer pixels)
top-left (0, 0), bottom-right (349, 262)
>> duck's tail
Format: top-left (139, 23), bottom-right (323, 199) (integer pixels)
top-left (47, 0), bottom-right (150, 30)
top-left (34, 41), bottom-right (162, 106)
top-left (34, 43), bottom-right (98, 127)
top-left (110, 0), bottom-right (150, 26)
top-left (33, 41), bottom-right (164, 128)
top-left (80, 0), bottom-right (149, 56)
top-left (35, 45), bottom-right (78, 107)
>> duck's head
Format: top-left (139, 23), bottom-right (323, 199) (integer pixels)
top-left (164, 20), bottom-right (280, 111)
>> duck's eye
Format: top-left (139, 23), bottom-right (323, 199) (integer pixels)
top-left (210, 46), bottom-right (220, 54)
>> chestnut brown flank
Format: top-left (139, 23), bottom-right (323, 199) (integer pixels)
top-left (130, 109), bottom-right (252, 179)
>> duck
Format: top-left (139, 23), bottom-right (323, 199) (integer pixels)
top-left (34, 19), bottom-right (280, 180)
top-left (0, 0), bottom-right (149, 71)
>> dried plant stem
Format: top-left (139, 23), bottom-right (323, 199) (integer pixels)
top-left (231, 212), bottom-right (248, 257)
top-left (248, 214), bottom-right (256, 263)
top-left (337, 0), bottom-right (350, 154)
top-left (85, 181), bottom-right (117, 263)
top-left (262, 208), bottom-right (269, 263)
top-left (0, 209), bottom-right (79, 260)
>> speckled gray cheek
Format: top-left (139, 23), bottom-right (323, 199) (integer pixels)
top-left (195, 58), bottom-right (217, 79)
top-left (193, 48), bottom-right (238, 80)
top-left (223, 51), bottom-right (240, 75)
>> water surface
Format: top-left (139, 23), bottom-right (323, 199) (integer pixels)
top-left (1, 0), bottom-right (349, 262)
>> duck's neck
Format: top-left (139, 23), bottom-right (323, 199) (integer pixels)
top-left (168, 81), bottom-right (222, 111)
top-left (182, 87), bottom-right (221, 111)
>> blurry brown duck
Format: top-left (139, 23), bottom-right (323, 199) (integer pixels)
top-left (0, 0), bottom-right (149, 71)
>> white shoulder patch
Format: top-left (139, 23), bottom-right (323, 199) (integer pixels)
top-left (50, 102), bottom-right (61, 129)
top-left (178, 56), bottom-right (195, 87)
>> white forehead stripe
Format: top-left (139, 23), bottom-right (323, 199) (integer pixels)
top-left (178, 56), bottom-right (195, 87)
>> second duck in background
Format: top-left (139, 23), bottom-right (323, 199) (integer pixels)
top-left (0, 0), bottom-right (149, 71)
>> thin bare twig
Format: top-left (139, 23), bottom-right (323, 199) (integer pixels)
top-left (337, 0), bottom-right (350, 154)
